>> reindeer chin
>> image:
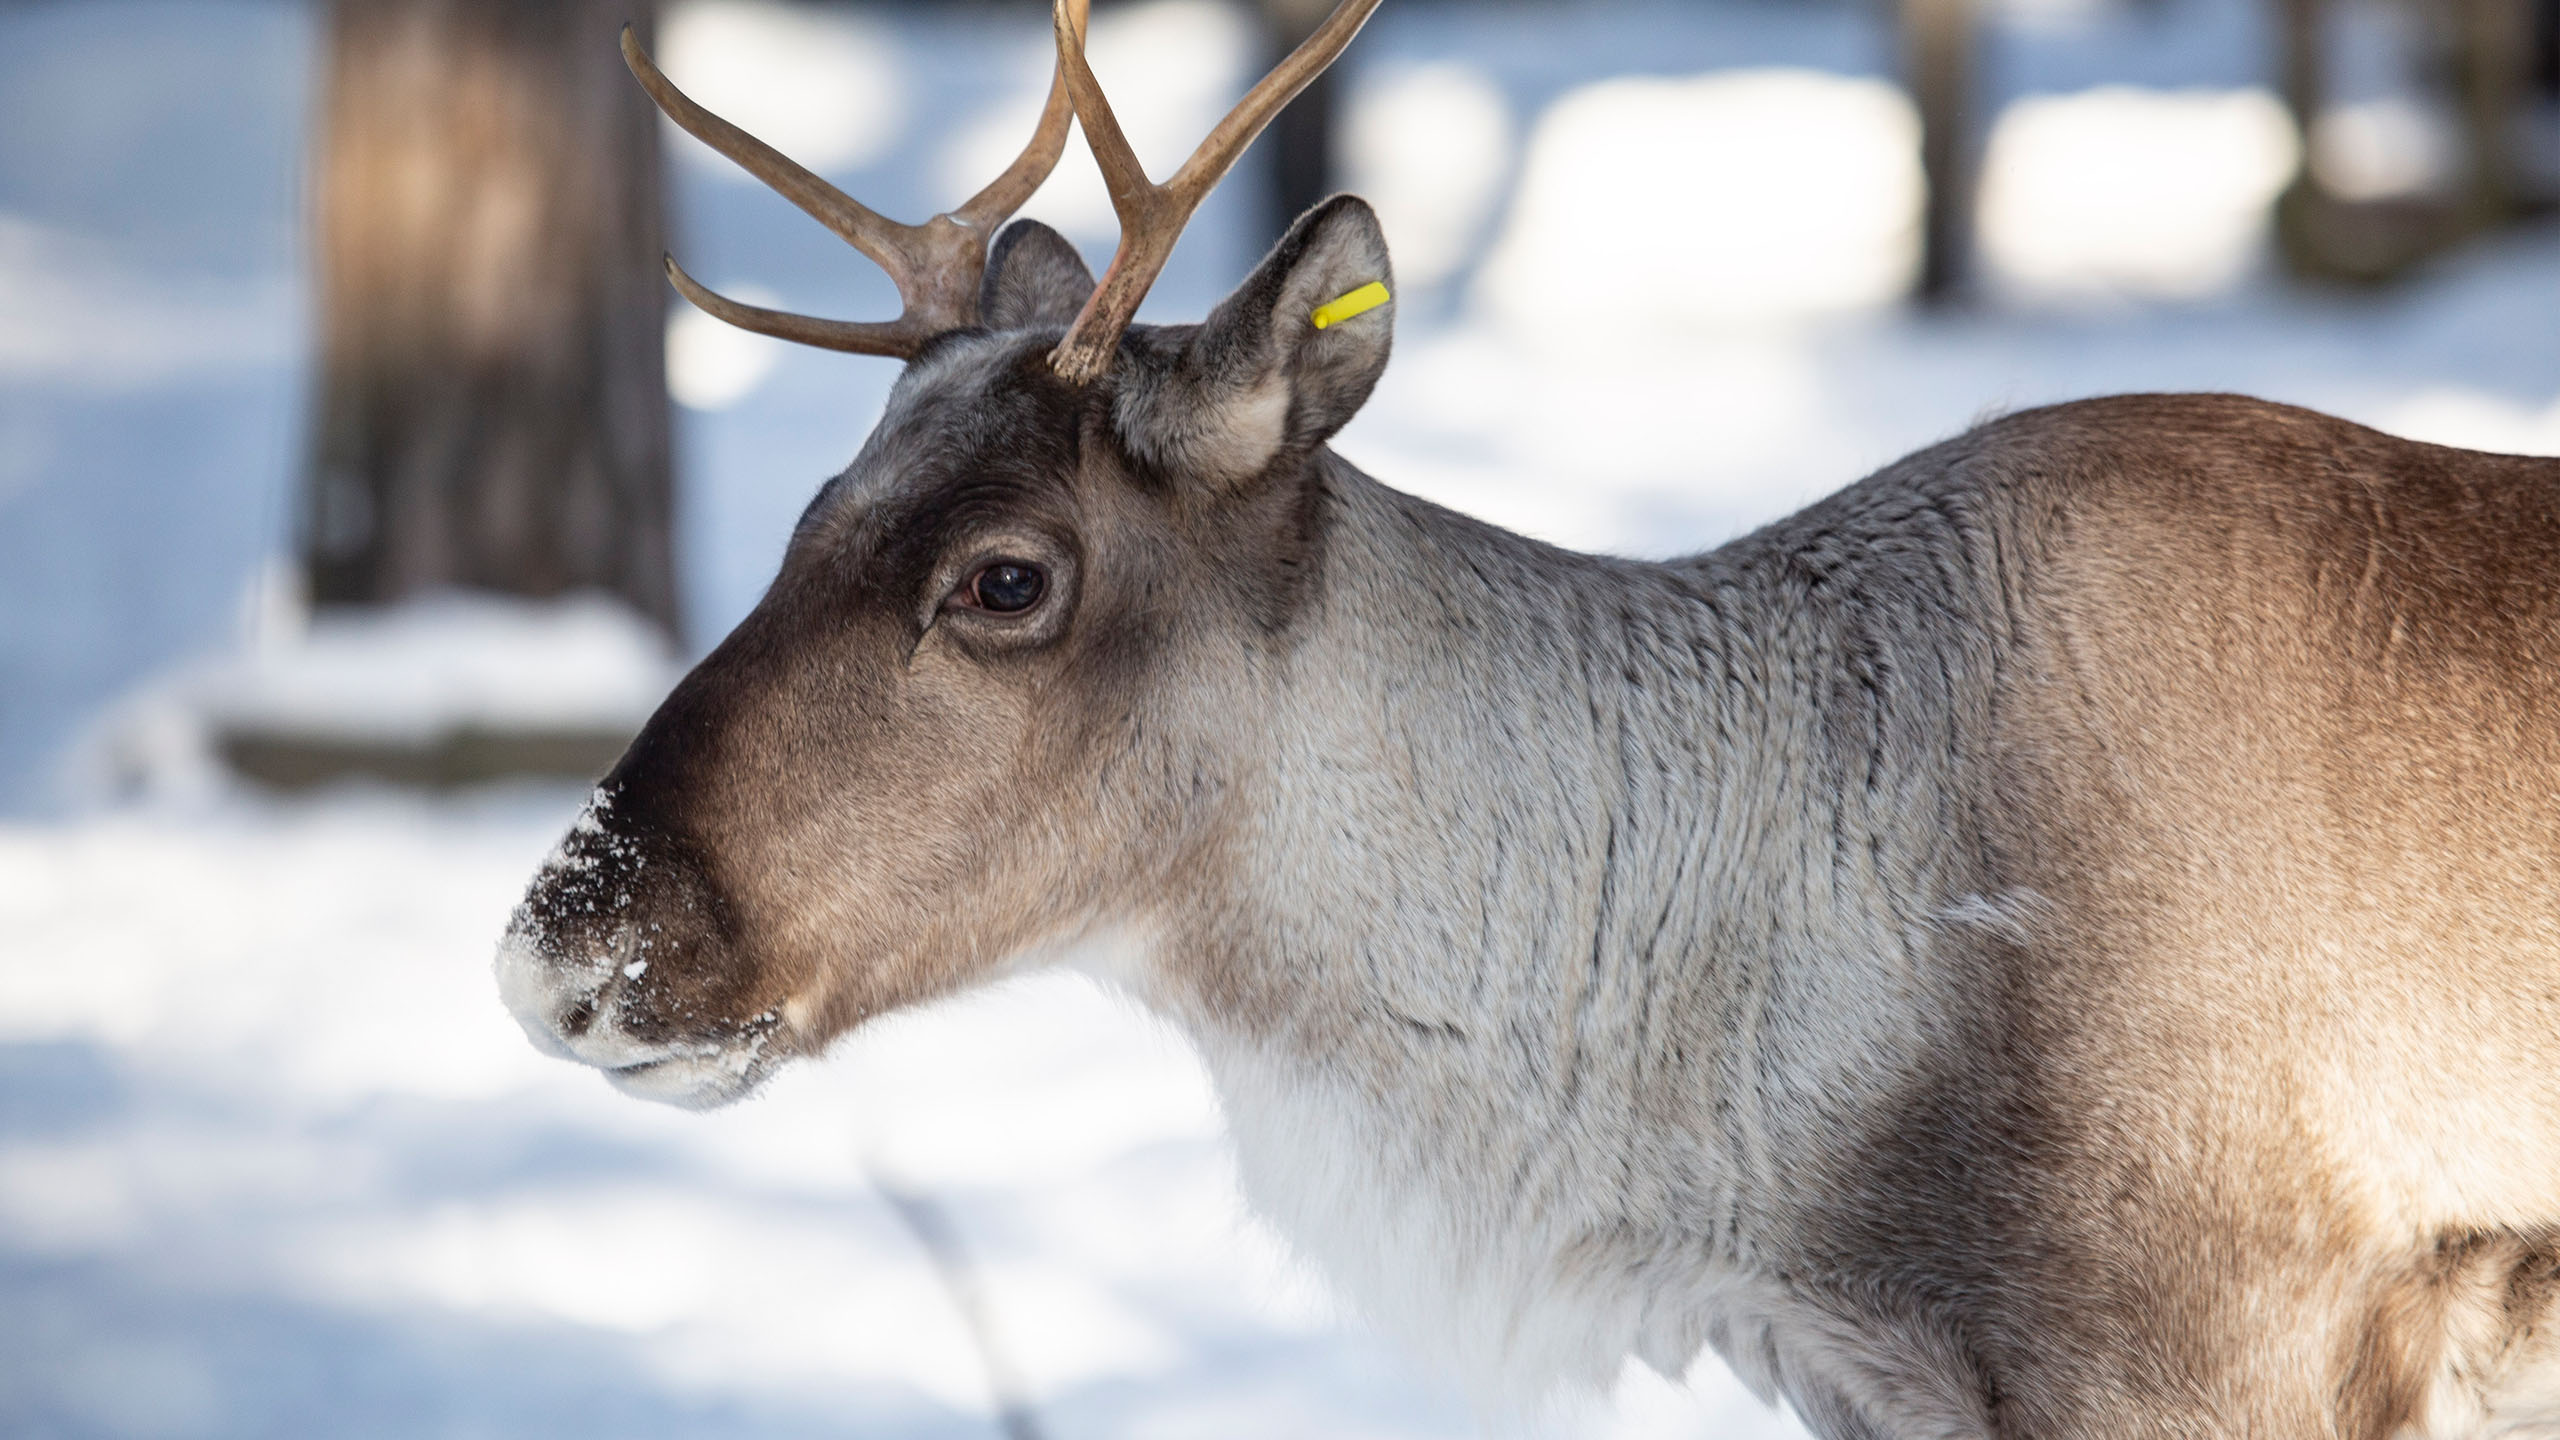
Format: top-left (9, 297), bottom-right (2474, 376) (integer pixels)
top-left (600, 1052), bottom-right (771, 1111)
top-left (494, 921), bottom-right (787, 1111)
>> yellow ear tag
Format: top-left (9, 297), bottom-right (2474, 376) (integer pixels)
top-left (1310, 281), bottom-right (1390, 330)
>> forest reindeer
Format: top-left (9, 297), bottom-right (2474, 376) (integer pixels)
top-left (499, 2), bottom-right (2560, 1434)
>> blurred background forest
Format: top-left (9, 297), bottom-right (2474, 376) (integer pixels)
top-left (3, 0), bottom-right (2557, 1436)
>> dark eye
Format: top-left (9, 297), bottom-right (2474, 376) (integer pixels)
top-left (964, 561), bottom-right (1045, 614)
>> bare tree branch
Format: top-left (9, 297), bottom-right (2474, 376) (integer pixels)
top-left (869, 1165), bottom-right (1048, 1440)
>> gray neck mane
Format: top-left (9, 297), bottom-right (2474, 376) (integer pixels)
top-left (1148, 449), bottom-right (2019, 1392)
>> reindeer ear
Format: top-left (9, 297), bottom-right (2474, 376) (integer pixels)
top-left (980, 220), bottom-right (1097, 331)
top-left (1117, 195), bottom-right (1394, 489)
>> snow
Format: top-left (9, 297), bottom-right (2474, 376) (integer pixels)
top-left (1337, 226), bottom-right (2560, 557)
top-left (1343, 63), bottom-right (1515, 290)
top-left (668, 286), bottom-right (789, 410)
top-left (62, 589), bottom-right (680, 809)
top-left (4, 0), bottom-right (2559, 1435)
top-left (661, 1), bottom-right (910, 178)
top-left (199, 591), bottom-right (675, 743)
top-left (1975, 86), bottom-right (2299, 303)
top-left (934, 0), bottom-right (1258, 242)
top-left (0, 213), bottom-right (301, 387)
top-left (4, 791), bottom-right (1638, 1438)
top-left (0, 0), bottom-right (308, 815)
top-left (1475, 70), bottom-right (1923, 332)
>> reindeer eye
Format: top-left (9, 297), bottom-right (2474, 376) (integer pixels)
top-left (964, 561), bottom-right (1045, 614)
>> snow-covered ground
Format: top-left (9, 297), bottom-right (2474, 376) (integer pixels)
top-left (4, 0), bottom-right (2558, 1436)
top-left (0, 792), bottom-right (1492, 1438)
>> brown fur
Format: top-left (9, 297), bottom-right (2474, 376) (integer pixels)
top-left (1930, 395), bottom-right (2560, 1434)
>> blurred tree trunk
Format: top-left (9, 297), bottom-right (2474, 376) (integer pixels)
top-left (1259, 0), bottom-right (1341, 245)
top-left (304, 0), bottom-right (677, 637)
top-left (1899, 0), bottom-right (1973, 304)
top-left (2448, 0), bottom-right (2535, 227)
top-left (2541, 0), bottom-right (2560, 102)
top-left (2273, 0), bottom-right (2346, 275)
top-left (2277, 0), bottom-right (2537, 284)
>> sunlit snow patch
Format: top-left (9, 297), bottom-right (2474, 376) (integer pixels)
top-left (1476, 69), bottom-right (1922, 335)
top-left (0, 212), bottom-right (298, 386)
top-left (666, 282), bottom-right (783, 410)
top-left (935, 0), bottom-right (1251, 243)
top-left (80, 591), bottom-right (680, 800)
top-left (659, 0), bottom-right (904, 178)
top-left (1343, 62), bottom-right (1514, 291)
top-left (2308, 96), bottom-right (2461, 203)
top-left (1977, 86), bottom-right (2298, 305)
top-left (2377, 388), bottom-right (2560, 457)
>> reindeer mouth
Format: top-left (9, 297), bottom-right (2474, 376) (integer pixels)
top-left (602, 1008), bottom-right (786, 1109)
top-left (601, 1046), bottom-right (774, 1110)
top-left (532, 990), bottom-right (788, 1109)
top-left (534, 1013), bottom-right (785, 1111)
top-left (495, 924), bottom-right (788, 1111)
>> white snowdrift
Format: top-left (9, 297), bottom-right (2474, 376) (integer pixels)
top-left (75, 591), bottom-right (681, 803)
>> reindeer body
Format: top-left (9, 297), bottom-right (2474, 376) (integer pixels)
top-left (1105, 392), bottom-right (2560, 1437)
top-left (498, 9), bottom-right (2560, 1433)
top-left (506, 367), bottom-right (2560, 1436)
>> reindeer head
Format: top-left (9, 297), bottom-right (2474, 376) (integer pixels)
top-left (498, 0), bottom-right (1391, 1107)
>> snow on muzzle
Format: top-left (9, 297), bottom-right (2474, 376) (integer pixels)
top-left (495, 789), bottom-right (788, 1109)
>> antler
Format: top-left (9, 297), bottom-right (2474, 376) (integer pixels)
top-left (1046, 0), bottom-right (1383, 385)
top-left (621, 4), bottom-right (1088, 358)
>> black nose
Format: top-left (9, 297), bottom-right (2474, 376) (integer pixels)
top-left (514, 804), bottom-right (754, 1048)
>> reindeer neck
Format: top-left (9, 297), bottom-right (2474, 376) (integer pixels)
top-left (1139, 453), bottom-right (1997, 1386)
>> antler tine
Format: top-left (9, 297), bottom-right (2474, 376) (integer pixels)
top-left (1165, 0), bottom-right (1381, 207)
top-left (620, 27), bottom-right (912, 278)
top-left (954, 0), bottom-right (1089, 232)
top-left (664, 257), bottom-right (929, 358)
top-left (625, 14), bottom-right (1094, 360)
top-left (1047, 0), bottom-right (1384, 386)
top-left (1047, 0), bottom-right (1158, 224)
